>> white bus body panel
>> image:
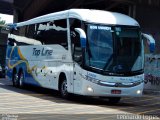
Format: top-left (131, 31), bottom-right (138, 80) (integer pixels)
top-left (16, 45), bottom-right (74, 92)
top-left (17, 9), bottom-right (139, 27)
top-left (73, 64), bottom-right (144, 97)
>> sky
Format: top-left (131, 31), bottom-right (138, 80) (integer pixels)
top-left (0, 13), bottom-right (13, 24)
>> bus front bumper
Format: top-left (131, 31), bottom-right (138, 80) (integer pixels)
top-left (81, 80), bottom-right (144, 97)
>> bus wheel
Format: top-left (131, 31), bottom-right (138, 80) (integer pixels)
top-left (60, 78), bottom-right (68, 98)
top-left (18, 71), bottom-right (24, 88)
top-left (12, 71), bottom-right (19, 87)
top-left (108, 97), bottom-right (121, 104)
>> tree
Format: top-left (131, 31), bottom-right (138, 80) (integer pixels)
top-left (0, 17), bottom-right (5, 25)
top-left (0, 17), bottom-right (6, 32)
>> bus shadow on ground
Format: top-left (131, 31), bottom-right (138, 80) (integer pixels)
top-left (0, 79), bottom-right (135, 107)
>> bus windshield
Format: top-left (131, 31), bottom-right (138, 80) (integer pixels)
top-left (85, 24), bottom-right (143, 75)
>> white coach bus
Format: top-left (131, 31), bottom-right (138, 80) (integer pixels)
top-left (6, 9), bottom-right (155, 103)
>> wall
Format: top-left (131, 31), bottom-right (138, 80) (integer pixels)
top-left (144, 54), bottom-right (160, 91)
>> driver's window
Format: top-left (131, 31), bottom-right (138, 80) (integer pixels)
top-left (69, 18), bottom-right (82, 63)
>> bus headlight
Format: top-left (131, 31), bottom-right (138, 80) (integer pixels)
top-left (87, 86), bottom-right (94, 92)
top-left (137, 90), bottom-right (141, 94)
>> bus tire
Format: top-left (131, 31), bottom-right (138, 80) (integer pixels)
top-left (12, 70), bottom-right (19, 87)
top-left (60, 77), bottom-right (69, 99)
top-left (18, 70), bottom-right (24, 88)
top-left (108, 97), bottom-right (121, 104)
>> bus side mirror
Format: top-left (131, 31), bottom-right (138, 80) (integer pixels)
top-left (74, 28), bottom-right (86, 48)
top-left (142, 33), bottom-right (155, 53)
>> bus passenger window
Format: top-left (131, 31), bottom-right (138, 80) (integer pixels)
top-left (35, 19), bottom-right (68, 50)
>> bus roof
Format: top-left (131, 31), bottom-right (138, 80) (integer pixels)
top-left (16, 9), bottom-right (139, 27)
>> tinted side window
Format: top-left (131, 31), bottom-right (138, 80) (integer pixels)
top-left (70, 18), bottom-right (81, 48)
top-left (8, 25), bottom-right (42, 46)
top-left (26, 24), bottom-right (36, 39)
top-left (69, 18), bottom-right (82, 63)
top-left (8, 28), bottom-right (20, 46)
top-left (70, 18), bottom-right (81, 43)
top-left (35, 19), bottom-right (68, 49)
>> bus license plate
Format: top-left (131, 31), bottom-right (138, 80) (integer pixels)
top-left (111, 90), bottom-right (121, 94)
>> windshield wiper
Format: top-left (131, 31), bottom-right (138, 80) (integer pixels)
top-left (114, 69), bottom-right (144, 76)
top-left (103, 54), bottom-right (113, 71)
top-left (86, 41), bottom-right (92, 66)
top-left (132, 69), bottom-right (144, 74)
